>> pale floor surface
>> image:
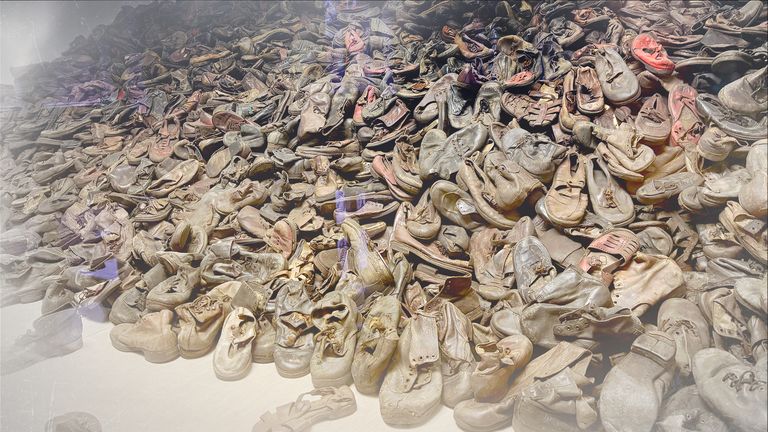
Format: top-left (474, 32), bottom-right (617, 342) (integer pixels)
top-left (0, 302), bottom-right (458, 432)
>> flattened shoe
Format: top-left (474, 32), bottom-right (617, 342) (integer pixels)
top-left (599, 331), bottom-right (677, 432)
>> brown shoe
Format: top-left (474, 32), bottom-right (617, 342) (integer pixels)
top-left (514, 236), bottom-right (557, 304)
top-left (405, 192), bottom-right (441, 241)
top-left (636, 171), bottom-right (704, 205)
top-left (390, 205), bottom-right (472, 273)
top-left (585, 155), bottom-right (635, 226)
top-left (429, 180), bottom-right (484, 231)
top-left (457, 158), bottom-right (519, 229)
top-left (544, 151), bottom-right (588, 227)
top-left (483, 151), bottom-right (544, 212)
top-left (574, 66), bottom-right (604, 115)
top-left (612, 252), bottom-right (684, 317)
top-left (635, 93), bottom-right (671, 146)
top-left (470, 334), bottom-right (533, 403)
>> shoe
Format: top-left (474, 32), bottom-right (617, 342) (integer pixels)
top-left (719, 201), bottom-right (767, 264)
top-left (110, 309), bottom-right (179, 363)
top-left (310, 292), bottom-right (359, 388)
top-left (483, 151), bottom-right (543, 212)
top-left (405, 193), bottom-right (441, 241)
top-left (574, 66), bottom-right (604, 115)
top-left (600, 331), bottom-right (677, 432)
top-left (579, 228), bottom-right (640, 284)
top-left (145, 268), bottom-right (200, 312)
top-left (718, 66), bottom-right (767, 116)
top-left (512, 367), bottom-right (598, 432)
top-left (740, 143), bottom-right (768, 218)
top-left (380, 314), bottom-right (442, 426)
top-left (560, 71), bottom-right (590, 133)
top-left (473, 81), bottom-right (502, 126)
top-left (341, 218), bottom-right (394, 299)
top-left (696, 93), bottom-right (767, 141)
top-left (514, 236), bottom-right (557, 304)
top-left (414, 73), bottom-right (456, 124)
top-left (435, 301), bottom-right (475, 408)
top-left (429, 180), bottom-right (484, 231)
top-left (495, 127), bottom-right (567, 183)
top-left (693, 348), bottom-right (767, 432)
top-left (252, 386), bottom-right (357, 432)
top-left (543, 151), bottom-right (588, 227)
top-left (453, 341), bottom-right (592, 432)
top-left (213, 307), bottom-right (256, 381)
top-left (656, 385), bottom-right (729, 432)
top-left (658, 298), bottom-right (711, 377)
top-left (175, 294), bottom-right (227, 359)
top-left (419, 123), bottom-right (487, 181)
top-left (351, 295), bottom-right (401, 395)
top-left (734, 276), bottom-right (768, 316)
top-left (586, 155), bottom-right (634, 226)
top-left (470, 334), bottom-right (533, 403)
top-left (594, 47), bottom-right (640, 105)
top-left (612, 252), bottom-right (684, 317)
top-left (668, 84), bottom-right (705, 147)
top-left (390, 205), bottom-right (472, 273)
top-left (457, 159), bottom-right (519, 229)
top-left (634, 94), bottom-right (671, 145)
top-left (631, 33), bottom-right (675, 76)
top-left (697, 126), bottom-right (738, 162)
top-left (636, 171), bottom-right (704, 205)
top-left (273, 278), bottom-right (314, 378)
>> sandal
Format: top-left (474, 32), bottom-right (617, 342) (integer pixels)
top-left (252, 386), bottom-right (357, 432)
top-left (579, 228), bottom-right (640, 284)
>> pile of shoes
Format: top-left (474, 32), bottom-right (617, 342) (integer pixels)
top-left (1, 1), bottom-right (766, 431)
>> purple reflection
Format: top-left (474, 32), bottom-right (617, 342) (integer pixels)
top-left (79, 258), bottom-right (118, 281)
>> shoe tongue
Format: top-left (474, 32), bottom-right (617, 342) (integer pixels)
top-left (408, 313), bottom-right (439, 367)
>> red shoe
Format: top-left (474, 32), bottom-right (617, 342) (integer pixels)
top-left (353, 86), bottom-right (377, 126)
top-left (668, 84), bottom-right (704, 147)
top-left (631, 33), bottom-right (675, 76)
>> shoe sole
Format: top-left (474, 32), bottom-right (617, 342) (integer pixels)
top-left (454, 417), bottom-right (512, 432)
top-left (214, 363), bottom-right (251, 381)
top-left (381, 397), bottom-right (441, 427)
top-left (179, 345), bottom-right (212, 359)
top-left (253, 356), bottom-right (275, 364)
top-left (390, 239), bottom-right (471, 273)
top-left (110, 333), bottom-right (179, 363)
top-left (311, 372), bottom-right (352, 388)
top-left (276, 364), bottom-right (310, 379)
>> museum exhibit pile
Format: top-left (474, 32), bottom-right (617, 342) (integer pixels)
top-left (0, 1), bottom-right (766, 431)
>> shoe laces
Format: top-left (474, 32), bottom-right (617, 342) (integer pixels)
top-left (601, 189), bottom-right (618, 208)
top-left (722, 370), bottom-right (767, 392)
top-left (639, 103), bottom-right (666, 124)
